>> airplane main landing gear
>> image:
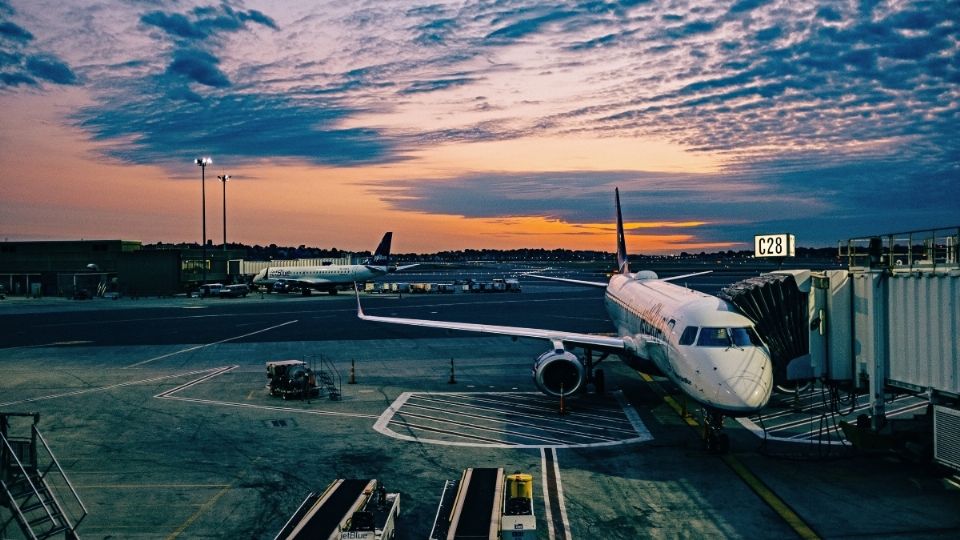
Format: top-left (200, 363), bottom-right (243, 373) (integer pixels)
top-left (583, 349), bottom-right (609, 394)
top-left (703, 410), bottom-right (729, 454)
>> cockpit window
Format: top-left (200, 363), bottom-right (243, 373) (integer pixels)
top-left (697, 327), bottom-right (731, 347)
top-left (731, 327), bottom-right (763, 347)
top-left (697, 327), bottom-right (763, 347)
top-left (678, 326), bottom-right (698, 345)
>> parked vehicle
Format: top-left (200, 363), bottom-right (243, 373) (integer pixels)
top-left (199, 283), bottom-right (223, 297)
top-left (219, 284), bottom-right (249, 298)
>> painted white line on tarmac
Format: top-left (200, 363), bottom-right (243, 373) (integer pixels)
top-left (153, 364), bottom-right (378, 420)
top-left (374, 391), bottom-right (653, 449)
top-left (0, 367), bottom-right (223, 407)
top-left (551, 448), bottom-right (573, 540)
top-left (158, 395), bottom-right (379, 420)
top-left (541, 448), bottom-right (556, 540)
top-left (123, 319), bottom-right (298, 368)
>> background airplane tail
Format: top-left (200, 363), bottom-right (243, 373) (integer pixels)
top-left (615, 188), bottom-right (630, 275)
top-left (372, 232), bottom-right (393, 264)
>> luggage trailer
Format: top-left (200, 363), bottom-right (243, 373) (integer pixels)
top-left (275, 478), bottom-right (399, 540)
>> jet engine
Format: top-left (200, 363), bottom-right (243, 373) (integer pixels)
top-left (532, 349), bottom-right (585, 396)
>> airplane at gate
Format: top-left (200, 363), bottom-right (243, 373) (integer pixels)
top-left (253, 232), bottom-right (416, 295)
top-left (356, 190), bottom-right (773, 451)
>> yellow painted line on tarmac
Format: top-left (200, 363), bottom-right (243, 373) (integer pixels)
top-left (165, 484), bottom-right (232, 540)
top-left (245, 389), bottom-right (257, 400)
top-left (721, 455), bottom-right (820, 539)
top-left (637, 371), bottom-right (820, 540)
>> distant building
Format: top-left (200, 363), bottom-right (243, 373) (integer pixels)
top-left (0, 240), bottom-right (245, 297)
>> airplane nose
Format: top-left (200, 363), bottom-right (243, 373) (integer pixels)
top-left (710, 348), bottom-right (773, 414)
top-left (724, 370), bottom-right (772, 410)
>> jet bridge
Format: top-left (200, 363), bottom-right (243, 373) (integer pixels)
top-left (725, 227), bottom-right (960, 467)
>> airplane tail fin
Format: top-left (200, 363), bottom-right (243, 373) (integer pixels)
top-left (372, 232), bottom-right (393, 264)
top-left (615, 188), bottom-right (630, 275)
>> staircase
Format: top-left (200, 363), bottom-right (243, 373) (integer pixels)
top-left (1, 413), bottom-right (86, 540)
top-left (306, 355), bottom-right (342, 401)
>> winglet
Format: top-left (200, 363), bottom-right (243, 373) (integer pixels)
top-left (354, 282), bottom-right (366, 319)
top-left (615, 188), bottom-right (630, 275)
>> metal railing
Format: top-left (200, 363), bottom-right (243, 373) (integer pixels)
top-left (34, 426), bottom-right (87, 531)
top-left (840, 226), bottom-right (959, 272)
top-left (1, 430), bottom-right (58, 538)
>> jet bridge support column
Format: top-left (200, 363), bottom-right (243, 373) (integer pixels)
top-left (852, 270), bottom-right (888, 430)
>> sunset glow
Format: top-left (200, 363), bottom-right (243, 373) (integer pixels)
top-left (1, 1), bottom-right (956, 253)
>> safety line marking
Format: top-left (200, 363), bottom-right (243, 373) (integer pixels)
top-left (154, 367), bottom-right (377, 420)
top-left (165, 484), bottom-right (232, 539)
top-left (374, 391), bottom-right (653, 448)
top-left (637, 371), bottom-right (821, 540)
top-left (721, 455), bottom-right (820, 540)
top-left (541, 447), bottom-right (572, 540)
top-left (123, 319), bottom-right (298, 368)
top-left (0, 368), bottom-right (222, 407)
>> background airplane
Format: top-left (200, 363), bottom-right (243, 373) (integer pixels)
top-left (357, 190), bottom-right (773, 451)
top-left (254, 232), bottom-right (416, 295)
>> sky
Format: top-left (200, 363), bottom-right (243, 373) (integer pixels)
top-left (0, 0), bottom-right (957, 254)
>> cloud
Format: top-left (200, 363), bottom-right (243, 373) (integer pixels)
top-left (400, 76), bottom-right (476, 94)
top-left (73, 89), bottom-right (395, 167)
top-left (140, 5), bottom-right (276, 42)
top-left (485, 10), bottom-right (578, 43)
top-left (4, 0), bottom-right (955, 249)
top-left (166, 48), bottom-right (229, 87)
top-left (0, 4), bottom-right (77, 88)
top-left (24, 54), bottom-right (77, 84)
top-left (0, 20), bottom-right (32, 41)
top-left (141, 12), bottom-right (207, 40)
top-left (0, 71), bottom-right (33, 85)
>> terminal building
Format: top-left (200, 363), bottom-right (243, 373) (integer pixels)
top-left (0, 240), bottom-right (356, 297)
top-left (0, 240), bottom-right (246, 297)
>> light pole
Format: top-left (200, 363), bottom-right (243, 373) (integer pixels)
top-left (218, 174), bottom-right (230, 250)
top-left (196, 157), bottom-right (211, 282)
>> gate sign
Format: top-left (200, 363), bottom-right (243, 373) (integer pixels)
top-left (754, 233), bottom-right (795, 258)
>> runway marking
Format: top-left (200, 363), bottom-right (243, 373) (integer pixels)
top-left (401, 401), bottom-right (632, 440)
top-left (123, 319), bottom-right (298, 368)
top-left (165, 483), bottom-right (232, 539)
top-left (159, 395), bottom-right (378, 420)
top-left (0, 368), bottom-right (224, 407)
top-left (637, 372), bottom-right (821, 540)
top-left (541, 448), bottom-right (572, 540)
top-left (374, 391), bottom-right (653, 448)
top-left (0, 340), bottom-right (95, 350)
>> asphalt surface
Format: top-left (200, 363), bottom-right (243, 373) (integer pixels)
top-left (2, 274), bottom-right (959, 539)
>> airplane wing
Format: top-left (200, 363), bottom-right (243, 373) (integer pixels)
top-left (363, 264), bottom-right (420, 273)
top-left (527, 274), bottom-right (608, 288)
top-left (659, 270), bottom-right (712, 282)
top-left (355, 287), bottom-right (625, 352)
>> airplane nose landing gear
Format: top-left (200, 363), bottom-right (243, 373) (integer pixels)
top-left (703, 410), bottom-right (730, 454)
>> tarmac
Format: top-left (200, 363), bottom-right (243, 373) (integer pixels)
top-left (2, 284), bottom-right (959, 539)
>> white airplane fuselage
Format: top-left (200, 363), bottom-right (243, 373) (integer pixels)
top-left (253, 265), bottom-right (387, 291)
top-left (605, 273), bottom-right (773, 416)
